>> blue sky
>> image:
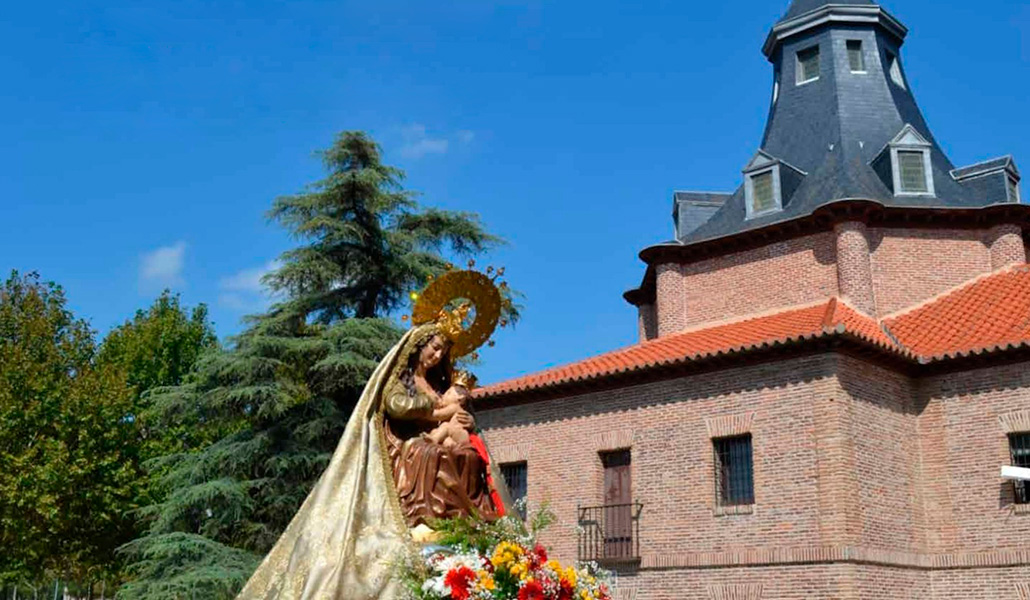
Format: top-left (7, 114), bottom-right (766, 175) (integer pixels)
top-left (2, 0), bottom-right (1027, 384)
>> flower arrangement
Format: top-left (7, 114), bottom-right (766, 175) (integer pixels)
top-left (402, 506), bottom-right (614, 600)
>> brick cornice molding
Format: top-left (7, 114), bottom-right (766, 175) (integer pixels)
top-left (999, 410), bottom-right (1030, 433)
top-left (640, 545), bottom-right (1030, 571)
top-left (592, 429), bottom-right (635, 452)
top-left (490, 443), bottom-right (531, 465)
top-left (706, 584), bottom-right (763, 600)
top-left (705, 412), bottom-right (755, 438)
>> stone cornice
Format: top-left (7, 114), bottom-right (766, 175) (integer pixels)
top-left (763, 5), bottom-right (907, 58)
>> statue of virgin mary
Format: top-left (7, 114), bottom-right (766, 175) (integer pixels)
top-left (236, 270), bottom-right (513, 600)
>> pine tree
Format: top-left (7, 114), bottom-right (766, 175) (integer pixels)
top-left (119, 131), bottom-right (515, 599)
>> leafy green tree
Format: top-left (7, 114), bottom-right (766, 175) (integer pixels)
top-left (120, 131), bottom-right (514, 599)
top-left (98, 292), bottom-right (219, 459)
top-left (0, 272), bottom-right (137, 587)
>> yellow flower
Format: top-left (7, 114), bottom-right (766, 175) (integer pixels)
top-left (562, 566), bottom-right (578, 587)
top-left (477, 570), bottom-right (495, 591)
top-left (490, 541), bottom-right (525, 569)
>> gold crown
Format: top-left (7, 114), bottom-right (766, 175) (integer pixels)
top-left (406, 263), bottom-right (510, 359)
top-left (451, 370), bottom-right (478, 390)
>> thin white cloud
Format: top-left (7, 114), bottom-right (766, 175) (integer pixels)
top-left (456, 130), bottom-right (475, 145)
top-left (218, 261), bottom-right (279, 312)
top-left (139, 242), bottom-right (186, 290)
top-left (399, 124), bottom-right (450, 159)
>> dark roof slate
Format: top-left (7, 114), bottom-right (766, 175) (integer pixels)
top-left (780, 0), bottom-right (876, 22)
top-left (951, 156), bottom-right (1017, 180)
top-left (663, 2), bottom-right (1020, 246)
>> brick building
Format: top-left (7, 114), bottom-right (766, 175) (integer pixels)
top-left (474, 1), bottom-right (1030, 598)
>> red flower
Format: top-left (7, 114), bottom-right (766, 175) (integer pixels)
top-left (558, 578), bottom-right (576, 600)
top-left (518, 580), bottom-right (545, 600)
top-left (529, 543), bottom-right (548, 569)
top-left (444, 566), bottom-right (476, 600)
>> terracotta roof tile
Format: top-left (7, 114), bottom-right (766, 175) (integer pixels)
top-left (477, 299), bottom-right (896, 398)
top-left (478, 265), bottom-right (1030, 399)
top-left (885, 265), bottom-right (1030, 360)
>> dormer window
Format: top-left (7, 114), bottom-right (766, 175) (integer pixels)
top-left (886, 51), bottom-right (906, 89)
top-left (846, 40), bottom-right (865, 73)
top-left (1009, 175), bottom-right (1022, 203)
top-left (796, 46), bottom-right (820, 85)
top-left (876, 124), bottom-right (935, 197)
top-left (742, 150), bottom-right (806, 219)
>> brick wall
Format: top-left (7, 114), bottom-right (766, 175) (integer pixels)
top-left (650, 233), bottom-right (838, 335)
top-left (478, 352), bottom-right (1030, 598)
top-left (834, 356), bottom-right (924, 551)
top-left (919, 362), bottom-right (1030, 554)
top-left (479, 355), bottom-right (837, 565)
top-left (869, 227), bottom-right (992, 316)
top-left (648, 224), bottom-right (1026, 333)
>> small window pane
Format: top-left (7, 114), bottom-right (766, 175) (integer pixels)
top-left (898, 150), bottom-right (928, 193)
top-left (501, 462), bottom-right (528, 518)
top-left (1009, 433), bottom-right (1030, 504)
top-left (714, 435), bottom-right (754, 506)
top-left (797, 46), bottom-right (820, 84)
top-left (847, 40), bottom-right (865, 72)
top-left (888, 52), bottom-right (906, 89)
top-left (1008, 176), bottom-right (1021, 203)
top-left (751, 171), bottom-right (775, 213)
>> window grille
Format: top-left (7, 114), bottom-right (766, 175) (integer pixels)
top-left (847, 40), bottom-right (865, 72)
top-left (714, 434), bottom-right (754, 506)
top-left (500, 462), bottom-right (528, 518)
top-left (897, 150), bottom-right (928, 193)
top-left (1008, 176), bottom-right (1021, 203)
top-left (1009, 433), bottom-right (1030, 504)
top-left (797, 46), bottom-right (820, 84)
top-left (751, 171), bottom-right (775, 213)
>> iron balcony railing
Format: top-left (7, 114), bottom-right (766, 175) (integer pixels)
top-left (577, 502), bottom-right (643, 563)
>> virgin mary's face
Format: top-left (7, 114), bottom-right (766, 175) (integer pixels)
top-left (418, 335), bottom-right (449, 371)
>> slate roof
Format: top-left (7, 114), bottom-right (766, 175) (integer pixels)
top-left (780, 0), bottom-right (875, 23)
top-left (478, 265), bottom-right (1030, 399)
top-left (951, 156), bottom-right (1018, 181)
top-left (654, 0), bottom-right (1021, 248)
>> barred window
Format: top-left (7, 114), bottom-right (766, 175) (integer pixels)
top-left (846, 40), bottom-right (865, 72)
top-left (1010, 433), bottom-right (1030, 505)
top-left (501, 462), bottom-right (528, 518)
top-left (897, 150), bottom-right (929, 193)
top-left (714, 434), bottom-right (754, 506)
top-left (796, 46), bottom-right (820, 84)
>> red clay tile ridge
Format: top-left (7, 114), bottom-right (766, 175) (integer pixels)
top-left (884, 264), bottom-right (1030, 362)
top-left (881, 263), bottom-right (1029, 321)
top-left (476, 297), bottom-right (910, 399)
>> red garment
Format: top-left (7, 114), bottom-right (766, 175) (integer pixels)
top-left (468, 432), bottom-right (506, 517)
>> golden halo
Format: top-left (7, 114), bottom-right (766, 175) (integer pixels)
top-left (412, 270), bottom-right (502, 358)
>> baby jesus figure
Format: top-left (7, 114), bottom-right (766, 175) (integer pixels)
top-left (425, 370), bottom-right (477, 449)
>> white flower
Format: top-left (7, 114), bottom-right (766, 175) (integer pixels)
top-left (421, 575), bottom-right (450, 597)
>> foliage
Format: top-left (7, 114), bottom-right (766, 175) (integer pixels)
top-left (120, 131), bottom-right (515, 599)
top-left (0, 271), bottom-right (137, 586)
top-left (98, 291), bottom-right (220, 462)
top-left (401, 507), bottom-right (614, 600)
